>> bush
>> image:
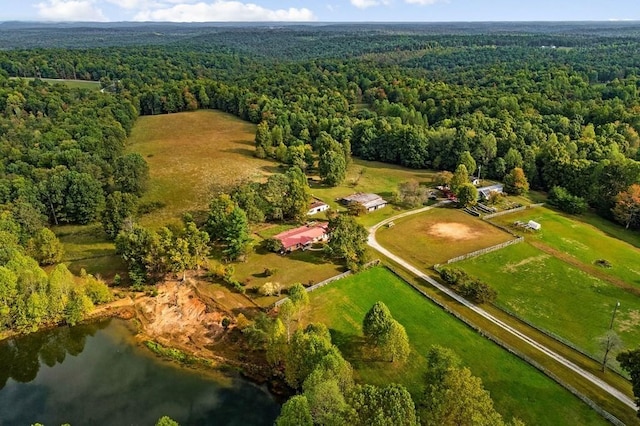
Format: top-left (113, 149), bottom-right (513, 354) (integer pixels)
top-left (264, 238), bottom-right (283, 253)
top-left (548, 186), bottom-right (587, 214)
top-left (438, 268), bottom-right (497, 304)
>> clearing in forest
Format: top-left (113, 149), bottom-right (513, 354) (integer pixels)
top-left (306, 267), bottom-right (607, 426)
top-left (375, 206), bottom-right (514, 267)
top-left (126, 110), bottom-right (277, 227)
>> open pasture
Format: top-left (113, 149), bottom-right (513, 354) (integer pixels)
top-left (375, 206), bottom-right (515, 266)
top-left (491, 207), bottom-right (640, 292)
top-left (306, 267), bottom-right (606, 426)
top-left (126, 110), bottom-right (276, 227)
top-left (458, 241), bottom-right (640, 361)
top-left (10, 77), bottom-right (101, 90)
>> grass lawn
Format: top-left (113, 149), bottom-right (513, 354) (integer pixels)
top-left (306, 267), bottom-right (606, 426)
top-left (234, 243), bottom-right (345, 307)
top-left (126, 110), bottom-right (277, 228)
top-left (491, 207), bottom-right (640, 292)
top-left (376, 206), bottom-right (515, 267)
top-left (54, 223), bottom-right (126, 280)
top-left (457, 242), bottom-right (640, 362)
top-left (10, 77), bottom-right (101, 91)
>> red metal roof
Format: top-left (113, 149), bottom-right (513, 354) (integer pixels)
top-left (274, 223), bottom-right (329, 250)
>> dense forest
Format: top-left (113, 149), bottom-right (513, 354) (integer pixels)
top-left (3, 22), bottom-right (639, 231)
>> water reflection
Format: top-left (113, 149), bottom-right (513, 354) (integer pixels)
top-left (0, 320), bottom-right (279, 425)
top-left (0, 321), bottom-right (107, 388)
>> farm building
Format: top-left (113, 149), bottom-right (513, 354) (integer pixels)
top-left (477, 184), bottom-right (504, 200)
top-left (527, 220), bottom-right (542, 231)
top-left (339, 193), bottom-right (387, 212)
top-left (273, 222), bottom-right (330, 253)
top-left (308, 198), bottom-right (330, 216)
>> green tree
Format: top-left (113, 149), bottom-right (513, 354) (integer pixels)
top-left (455, 183), bottom-right (478, 207)
top-left (156, 416), bottom-right (180, 426)
top-left (617, 349), bottom-right (640, 416)
top-left (458, 151), bottom-right (477, 176)
top-left (319, 148), bottom-right (347, 187)
top-left (206, 194), bottom-right (236, 240)
top-left (284, 325), bottom-right (334, 388)
top-left (276, 395), bottom-right (313, 426)
top-left (385, 320), bottom-right (410, 363)
top-left (326, 215), bottom-right (369, 270)
top-left (222, 206), bottom-right (251, 261)
top-left (0, 267), bottom-right (18, 328)
top-left (114, 153), bottom-right (149, 196)
top-left (349, 383), bottom-right (418, 426)
top-left (29, 227), bottom-right (64, 265)
top-left (182, 221), bottom-right (210, 271)
top-left (284, 166), bottom-right (312, 222)
top-left (64, 287), bottom-right (94, 326)
top-left (419, 345), bottom-right (505, 426)
top-left (504, 167), bottom-right (529, 195)
top-left (102, 191), bottom-right (137, 240)
top-left (363, 301), bottom-right (394, 346)
top-left (449, 164), bottom-right (469, 194)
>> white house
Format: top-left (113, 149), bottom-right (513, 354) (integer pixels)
top-left (308, 198), bottom-right (330, 216)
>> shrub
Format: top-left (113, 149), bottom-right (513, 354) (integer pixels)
top-left (264, 238), bottom-right (284, 253)
top-left (548, 186), bottom-right (587, 214)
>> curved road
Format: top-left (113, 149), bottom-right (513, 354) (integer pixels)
top-left (368, 204), bottom-right (636, 411)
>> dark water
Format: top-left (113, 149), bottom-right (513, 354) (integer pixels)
top-left (0, 319), bottom-right (280, 426)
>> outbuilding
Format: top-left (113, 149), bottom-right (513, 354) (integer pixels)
top-left (339, 193), bottom-right (387, 213)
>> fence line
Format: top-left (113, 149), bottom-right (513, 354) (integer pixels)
top-left (441, 237), bottom-right (524, 265)
top-left (273, 260), bottom-right (380, 307)
top-left (383, 265), bottom-right (624, 426)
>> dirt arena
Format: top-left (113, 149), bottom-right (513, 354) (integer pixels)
top-left (426, 222), bottom-right (483, 241)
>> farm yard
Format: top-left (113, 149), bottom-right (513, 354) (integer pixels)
top-left (375, 206), bottom-right (515, 267)
top-left (126, 110), bottom-right (276, 227)
top-left (306, 267), bottom-right (607, 426)
top-left (455, 206), bottom-right (640, 363)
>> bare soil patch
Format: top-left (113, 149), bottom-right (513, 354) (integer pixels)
top-left (427, 222), bottom-right (481, 241)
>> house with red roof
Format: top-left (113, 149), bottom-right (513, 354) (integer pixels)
top-left (273, 222), bottom-right (330, 253)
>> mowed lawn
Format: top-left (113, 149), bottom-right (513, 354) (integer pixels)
top-left (376, 206), bottom-right (515, 267)
top-left (458, 242), bottom-right (640, 360)
top-left (309, 159), bottom-right (437, 227)
top-left (492, 207), bottom-right (640, 291)
top-left (126, 110), bottom-right (277, 227)
top-left (307, 267), bottom-right (606, 426)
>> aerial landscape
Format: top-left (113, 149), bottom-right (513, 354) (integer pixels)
top-left (1, 0), bottom-right (640, 425)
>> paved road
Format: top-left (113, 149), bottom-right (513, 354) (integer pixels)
top-left (368, 205), bottom-right (636, 411)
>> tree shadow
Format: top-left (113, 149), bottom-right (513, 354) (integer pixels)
top-left (329, 329), bottom-right (368, 362)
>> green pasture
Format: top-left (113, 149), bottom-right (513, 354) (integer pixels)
top-left (492, 207), bottom-right (640, 292)
top-left (375, 206), bottom-right (514, 266)
top-left (458, 242), bottom-right (640, 361)
top-left (10, 76), bottom-right (101, 90)
top-left (55, 223), bottom-right (126, 280)
top-left (126, 110), bottom-right (276, 228)
top-left (306, 267), bottom-right (606, 426)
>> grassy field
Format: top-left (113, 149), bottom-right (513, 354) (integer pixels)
top-left (126, 110), bottom-right (276, 227)
top-left (306, 267), bottom-right (607, 426)
top-left (10, 77), bottom-right (101, 90)
top-left (375, 206), bottom-right (515, 266)
top-left (458, 242), bottom-right (640, 360)
top-left (55, 223), bottom-right (126, 280)
top-left (308, 159), bottom-right (438, 227)
top-left (492, 207), bottom-right (640, 292)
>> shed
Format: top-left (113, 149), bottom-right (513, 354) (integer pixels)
top-left (527, 220), bottom-right (541, 231)
top-left (339, 193), bottom-right (387, 213)
top-left (307, 198), bottom-right (330, 216)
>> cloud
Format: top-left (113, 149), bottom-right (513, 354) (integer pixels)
top-left (405, 0), bottom-right (445, 4)
top-left (36, 0), bottom-right (108, 21)
top-left (133, 1), bottom-right (316, 21)
top-left (350, 0), bottom-right (390, 9)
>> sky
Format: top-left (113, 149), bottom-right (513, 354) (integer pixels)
top-left (1, 0), bottom-right (640, 23)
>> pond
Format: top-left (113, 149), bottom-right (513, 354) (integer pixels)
top-left (0, 319), bottom-right (280, 425)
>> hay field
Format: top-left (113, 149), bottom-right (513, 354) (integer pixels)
top-left (126, 110), bottom-right (277, 227)
top-left (375, 206), bottom-right (515, 267)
